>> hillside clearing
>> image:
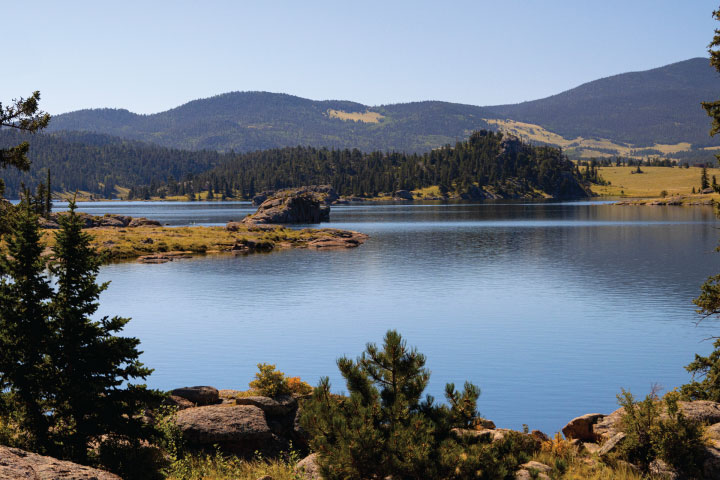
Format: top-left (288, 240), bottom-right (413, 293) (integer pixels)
top-left (593, 165), bottom-right (720, 197)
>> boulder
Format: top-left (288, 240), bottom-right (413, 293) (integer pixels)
top-left (519, 461), bottom-right (551, 473)
top-left (128, 217), bottom-right (161, 227)
top-left (165, 394), bottom-right (195, 410)
top-left (170, 386), bottom-right (219, 406)
top-left (476, 417), bottom-right (496, 429)
top-left (594, 400), bottom-right (720, 441)
top-left (649, 459), bottom-right (680, 480)
top-left (243, 188), bottom-right (330, 224)
top-left (562, 413), bottom-right (605, 441)
top-left (704, 441), bottom-right (720, 480)
top-left (235, 395), bottom-right (297, 416)
top-left (295, 453), bottom-right (322, 480)
top-left (515, 469), bottom-right (550, 480)
top-left (0, 445), bottom-right (121, 479)
top-left (597, 432), bottom-right (626, 457)
top-left (175, 404), bottom-right (272, 449)
top-left (530, 430), bottom-right (550, 442)
top-left (393, 190), bottom-right (414, 200)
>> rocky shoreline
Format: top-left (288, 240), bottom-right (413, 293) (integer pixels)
top-left (7, 384), bottom-right (720, 479)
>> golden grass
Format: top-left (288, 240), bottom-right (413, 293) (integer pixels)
top-left (484, 119), bottom-right (694, 159)
top-left (593, 166), bottom-right (720, 197)
top-left (411, 186), bottom-right (443, 199)
top-left (39, 225), bottom-right (339, 262)
top-left (327, 109), bottom-right (384, 123)
top-left (165, 451), bottom-right (298, 480)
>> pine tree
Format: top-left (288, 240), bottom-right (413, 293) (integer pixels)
top-left (300, 330), bottom-right (508, 480)
top-left (702, 166), bottom-right (710, 190)
top-left (45, 169), bottom-right (52, 215)
top-left (0, 202), bottom-right (54, 451)
top-left (50, 201), bottom-right (162, 463)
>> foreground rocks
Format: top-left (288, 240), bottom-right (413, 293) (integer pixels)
top-left (172, 387), bottom-right (308, 456)
top-left (562, 400), bottom-right (720, 478)
top-left (38, 212), bottom-right (161, 229)
top-left (0, 445), bottom-right (120, 480)
top-left (244, 187), bottom-right (332, 224)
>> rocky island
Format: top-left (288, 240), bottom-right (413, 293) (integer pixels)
top-left (36, 188), bottom-right (367, 264)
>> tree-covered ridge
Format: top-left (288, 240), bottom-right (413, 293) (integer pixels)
top-left (149, 131), bottom-right (589, 200)
top-left (46, 59), bottom-right (720, 155)
top-left (48, 92), bottom-right (494, 154)
top-left (0, 130), bottom-right (231, 198)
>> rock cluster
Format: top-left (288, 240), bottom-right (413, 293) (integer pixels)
top-left (244, 187), bottom-right (331, 224)
top-left (0, 445), bottom-right (120, 479)
top-left (561, 400), bottom-right (720, 478)
top-left (169, 386), bottom-right (307, 457)
top-left (38, 212), bottom-right (161, 229)
top-left (253, 185), bottom-right (339, 207)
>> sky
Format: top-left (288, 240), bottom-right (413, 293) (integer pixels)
top-left (2, 1), bottom-right (719, 115)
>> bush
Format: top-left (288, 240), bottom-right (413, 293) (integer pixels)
top-left (300, 330), bottom-right (539, 480)
top-left (249, 363), bottom-right (313, 397)
top-left (614, 389), bottom-right (704, 476)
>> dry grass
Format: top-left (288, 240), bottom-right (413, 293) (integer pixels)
top-left (165, 450), bottom-right (298, 480)
top-left (327, 109), bottom-right (384, 123)
top-left (593, 165), bottom-right (720, 197)
top-left (39, 225), bottom-right (340, 262)
top-left (411, 186), bottom-right (444, 199)
top-left (484, 119), bottom-right (694, 159)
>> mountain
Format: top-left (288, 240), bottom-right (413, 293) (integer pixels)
top-left (48, 93), bottom-right (495, 154)
top-left (40, 57), bottom-right (720, 162)
top-left (490, 57), bottom-right (720, 147)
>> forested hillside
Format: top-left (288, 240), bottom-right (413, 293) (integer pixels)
top-left (46, 58), bottom-right (720, 157)
top-left (0, 130), bottom-right (230, 198)
top-left (49, 93), bottom-right (494, 153)
top-left (139, 131), bottom-right (589, 200)
top-left (491, 58), bottom-right (719, 146)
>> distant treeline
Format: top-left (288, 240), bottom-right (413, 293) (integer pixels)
top-left (0, 130), bottom-right (231, 198)
top-left (130, 130), bottom-right (589, 200)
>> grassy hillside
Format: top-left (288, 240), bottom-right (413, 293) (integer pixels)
top-left (491, 58), bottom-right (720, 147)
top-left (48, 93), bottom-right (494, 153)
top-left (592, 165), bottom-right (720, 197)
top-left (46, 58), bottom-right (720, 158)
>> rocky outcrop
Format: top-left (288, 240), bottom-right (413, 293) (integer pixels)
top-left (306, 229), bottom-right (369, 249)
top-left (592, 400), bottom-right (720, 441)
top-left (172, 387), bottom-right (308, 456)
top-left (235, 395), bottom-right (297, 416)
top-left (170, 386), bottom-right (219, 406)
top-left (295, 453), bottom-right (322, 480)
top-left (243, 188), bottom-right (331, 224)
top-left (562, 413), bottom-right (605, 441)
top-left (0, 445), bottom-right (121, 479)
top-left (175, 404), bottom-right (273, 454)
top-left (516, 461), bottom-right (551, 480)
top-left (38, 212), bottom-right (160, 229)
top-left (393, 190), bottom-right (413, 201)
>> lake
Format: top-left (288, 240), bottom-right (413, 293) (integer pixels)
top-left (56, 200), bottom-right (720, 434)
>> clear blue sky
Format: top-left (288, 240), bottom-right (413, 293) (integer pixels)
top-left (3, 0), bottom-right (718, 115)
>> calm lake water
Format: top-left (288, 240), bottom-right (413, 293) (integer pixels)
top-left (55, 200), bottom-right (720, 433)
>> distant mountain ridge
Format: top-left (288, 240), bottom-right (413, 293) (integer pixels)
top-left (47, 58), bottom-right (720, 159)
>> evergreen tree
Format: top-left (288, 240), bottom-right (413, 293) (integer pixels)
top-left (49, 201), bottom-right (162, 463)
top-left (702, 166), bottom-right (710, 190)
top-left (300, 330), bottom-right (535, 480)
top-left (45, 169), bottom-right (52, 215)
top-left (0, 202), bottom-right (54, 451)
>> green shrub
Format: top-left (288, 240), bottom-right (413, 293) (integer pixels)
top-left (300, 330), bottom-right (539, 480)
top-left (614, 389), bottom-right (704, 476)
